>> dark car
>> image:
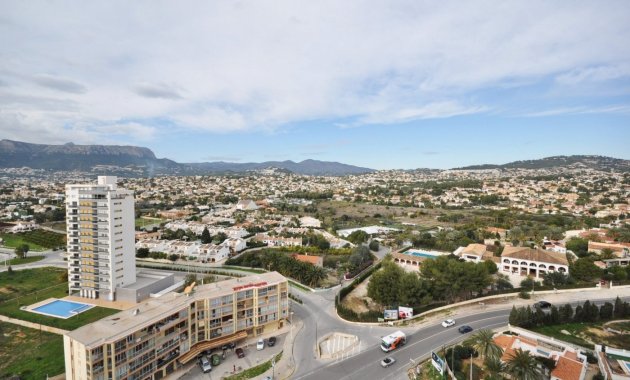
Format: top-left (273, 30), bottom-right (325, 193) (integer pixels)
top-left (268, 336), bottom-right (277, 347)
top-left (221, 342), bottom-right (236, 350)
top-left (535, 301), bottom-right (552, 309)
top-left (235, 347), bottom-right (245, 358)
top-left (458, 325), bottom-right (473, 334)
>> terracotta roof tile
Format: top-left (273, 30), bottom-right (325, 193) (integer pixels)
top-left (551, 355), bottom-right (584, 380)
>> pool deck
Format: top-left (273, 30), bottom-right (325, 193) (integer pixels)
top-left (63, 295), bottom-right (137, 311)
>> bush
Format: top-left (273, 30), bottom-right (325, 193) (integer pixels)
top-left (519, 290), bottom-right (531, 299)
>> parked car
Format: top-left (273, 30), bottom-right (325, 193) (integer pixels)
top-left (268, 336), bottom-right (277, 347)
top-left (199, 355), bottom-right (212, 373)
top-left (535, 301), bottom-right (552, 309)
top-left (380, 357), bottom-right (396, 368)
top-left (458, 325), bottom-right (473, 334)
top-left (210, 354), bottom-right (221, 366)
top-left (256, 338), bottom-right (265, 351)
top-left (441, 319), bottom-right (456, 328)
top-left (235, 347), bottom-right (245, 358)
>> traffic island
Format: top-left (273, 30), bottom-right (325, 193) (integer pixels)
top-left (317, 332), bottom-right (359, 359)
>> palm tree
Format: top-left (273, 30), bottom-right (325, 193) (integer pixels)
top-left (465, 329), bottom-right (503, 361)
top-left (484, 356), bottom-right (506, 380)
top-left (505, 349), bottom-right (543, 380)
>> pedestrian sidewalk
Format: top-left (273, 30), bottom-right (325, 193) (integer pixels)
top-left (259, 319), bottom-right (304, 380)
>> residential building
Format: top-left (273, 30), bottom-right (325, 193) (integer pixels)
top-left (64, 272), bottom-right (289, 380)
top-left (455, 243), bottom-right (496, 263)
top-left (588, 241), bottom-right (630, 257)
top-left (596, 345), bottom-right (630, 380)
top-left (66, 176), bottom-right (136, 301)
top-left (197, 243), bottom-right (229, 263)
top-left (500, 246), bottom-right (569, 278)
top-left (494, 326), bottom-right (587, 380)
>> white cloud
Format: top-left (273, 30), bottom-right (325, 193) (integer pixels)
top-left (0, 0), bottom-right (629, 143)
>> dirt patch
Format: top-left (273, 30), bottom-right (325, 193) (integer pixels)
top-left (0, 287), bottom-right (12, 294)
top-left (341, 276), bottom-right (380, 313)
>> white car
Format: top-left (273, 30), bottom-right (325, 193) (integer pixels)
top-left (441, 319), bottom-right (456, 328)
top-left (256, 338), bottom-right (265, 351)
top-left (381, 357), bottom-right (396, 368)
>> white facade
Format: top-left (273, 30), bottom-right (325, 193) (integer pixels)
top-left (66, 176), bottom-right (136, 301)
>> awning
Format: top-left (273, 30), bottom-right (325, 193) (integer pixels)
top-left (178, 330), bottom-right (248, 364)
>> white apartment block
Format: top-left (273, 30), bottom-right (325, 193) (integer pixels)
top-left (66, 176), bottom-right (136, 301)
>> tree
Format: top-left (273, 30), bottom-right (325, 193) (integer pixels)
top-left (347, 230), bottom-right (369, 245)
top-left (494, 274), bottom-right (513, 291)
top-left (14, 245), bottom-right (25, 259)
top-left (168, 254), bottom-right (179, 262)
top-left (136, 248), bottom-right (150, 258)
top-left (201, 227), bottom-right (212, 244)
top-left (542, 272), bottom-right (572, 287)
top-left (368, 240), bottom-right (380, 252)
top-left (599, 302), bottom-right (614, 320)
top-left (565, 237), bottom-right (588, 256)
top-left (570, 258), bottom-right (603, 282)
top-left (505, 349), bottom-right (543, 380)
top-left (484, 356), bottom-right (506, 380)
top-left (559, 304), bottom-right (573, 323)
top-left (483, 260), bottom-right (498, 275)
top-left (465, 329), bottom-right (502, 361)
top-left (614, 296), bottom-right (625, 318)
top-left (609, 266), bottom-right (628, 281)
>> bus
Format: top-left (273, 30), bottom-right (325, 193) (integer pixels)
top-left (381, 330), bottom-right (406, 352)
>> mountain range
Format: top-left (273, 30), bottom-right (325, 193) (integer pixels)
top-left (0, 140), bottom-right (373, 176)
top-left (0, 140), bottom-right (627, 175)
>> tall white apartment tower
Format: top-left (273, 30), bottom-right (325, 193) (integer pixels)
top-left (66, 176), bottom-right (136, 301)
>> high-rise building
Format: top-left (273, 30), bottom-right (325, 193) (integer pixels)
top-left (64, 272), bottom-right (289, 380)
top-left (66, 176), bottom-right (136, 301)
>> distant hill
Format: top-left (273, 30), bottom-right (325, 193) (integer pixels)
top-left (456, 155), bottom-right (630, 172)
top-left (0, 139), bottom-right (374, 176)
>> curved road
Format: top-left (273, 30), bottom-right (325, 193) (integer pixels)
top-left (292, 295), bottom-right (630, 380)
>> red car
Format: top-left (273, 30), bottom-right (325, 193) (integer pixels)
top-left (235, 347), bottom-right (245, 358)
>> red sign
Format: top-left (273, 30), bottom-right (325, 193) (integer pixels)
top-left (233, 281), bottom-right (268, 291)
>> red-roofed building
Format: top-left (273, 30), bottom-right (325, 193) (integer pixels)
top-left (291, 254), bottom-right (323, 267)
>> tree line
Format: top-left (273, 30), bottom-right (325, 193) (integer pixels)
top-left (509, 297), bottom-right (630, 329)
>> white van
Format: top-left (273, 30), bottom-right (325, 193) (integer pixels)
top-left (200, 355), bottom-right (212, 373)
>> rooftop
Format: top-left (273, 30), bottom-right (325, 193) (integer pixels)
top-left (66, 271), bottom-right (287, 348)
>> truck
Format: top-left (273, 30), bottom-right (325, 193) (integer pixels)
top-left (380, 330), bottom-right (406, 352)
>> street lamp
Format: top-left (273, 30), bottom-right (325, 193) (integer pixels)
top-left (289, 311), bottom-right (294, 341)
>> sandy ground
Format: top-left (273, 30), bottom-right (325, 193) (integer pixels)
top-left (341, 276), bottom-right (380, 313)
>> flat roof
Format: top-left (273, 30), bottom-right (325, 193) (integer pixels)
top-left (119, 271), bottom-right (173, 290)
top-left (66, 271), bottom-right (287, 348)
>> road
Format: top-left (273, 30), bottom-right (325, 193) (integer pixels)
top-left (293, 296), bottom-right (630, 380)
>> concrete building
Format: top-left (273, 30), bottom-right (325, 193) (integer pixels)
top-left (500, 246), bottom-right (569, 278)
top-left (64, 272), bottom-right (289, 380)
top-left (66, 176), bottom-right (136, 301)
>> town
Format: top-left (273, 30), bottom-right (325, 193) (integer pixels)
top-left (0, 162), bottom-right (629, 380)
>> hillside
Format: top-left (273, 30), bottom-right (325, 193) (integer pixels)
top-left (456, 155), bottom-right (629, 172)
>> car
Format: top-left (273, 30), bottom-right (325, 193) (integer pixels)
top-left (458, 325), bottom-right (473, 334)
top-left (221, 342), bottom-right (236, 350)
top-left (199, 355), bottom-right (212, 373)
top-left (268, 336), bottom-right (277, 347)
top-left (441, 319), bottom-right (456, 328)
top-left (256, 338), bottom-right (265, 351)
top-left (235, 347), bottom-right (245, 358)
top-left (535, 301), bottom-right (552, 309)
top-left (380, 357), bottom-right (396, 368)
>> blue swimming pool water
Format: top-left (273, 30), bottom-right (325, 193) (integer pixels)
top-left (625, 362), bottom-right (630, 372)
top-left (31, 299), bottom-right (94, 319)
top-left (404, 250), bottom-right (439, 258)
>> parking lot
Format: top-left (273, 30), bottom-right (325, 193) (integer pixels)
top-left (178, 333), bottom-right (286, 380)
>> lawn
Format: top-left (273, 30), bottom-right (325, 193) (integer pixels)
top-left (0, 322), bottom-right (65, 379)
top-left (6, 256), bottom-right (45, 266)
top-left (135, 216), bottom-right (166, 228)
top-left (224, 352), bottom-right (282, 380)
top-left (0, 267), bottom-right (119, 330)
top-left (1, 230), bottom-right (66, 251)
top-left (531, 323), bottom-right (596, 349)
top-left (531, 321), bottom-right (630, 350)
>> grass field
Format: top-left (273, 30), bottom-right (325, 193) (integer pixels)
top-left (0, 322), bottom-right (65, 379)
top-left (0, 267), bottom-right (118, 330)
top-left (135, 216), bottom-right (166, 228)
top-left (531, 321), bottom-right (630, 350)
top-left (0, 230), bottom-right (66, 251)
top-left (6, 256), bottom-right (45, 266)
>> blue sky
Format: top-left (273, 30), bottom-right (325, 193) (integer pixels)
top-left (1, 1), bottom-right (629, 169)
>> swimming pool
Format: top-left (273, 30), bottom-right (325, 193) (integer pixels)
top-left (30, 299), bottom-right (94, 319)
top-left (404, 250), bottom-right (440, 259)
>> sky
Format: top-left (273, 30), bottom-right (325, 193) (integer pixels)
top-left (1, 1), bottom-right (629, 169)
